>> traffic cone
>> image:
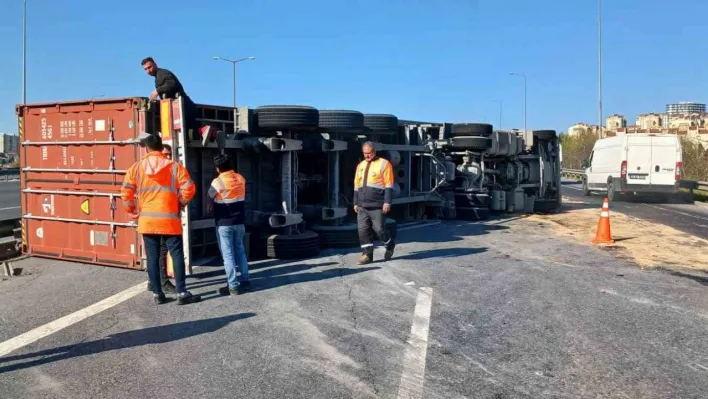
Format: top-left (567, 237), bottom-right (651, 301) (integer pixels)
top-left (592, 197), bottom-right (614, 244)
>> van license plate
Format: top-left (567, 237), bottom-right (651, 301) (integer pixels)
top-left (629, 174), bottom-right (647, 180)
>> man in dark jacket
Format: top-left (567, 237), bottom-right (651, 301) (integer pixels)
top-left (141, 57), bottom-right (212, 144)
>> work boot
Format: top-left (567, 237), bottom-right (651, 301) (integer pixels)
top-left (153, 293), bottom-right (167, 305)
top-left (161, 280), bottom-right (177, 294)
top-left (239, 281), bottom-right (252, 292)
top-left (177, 291), bottom-right (202, 305)
top-left (384, 245), bottom-right (395, 261)
top-left (357, 253), bottom-right (373, 265)
top-left (217, 286), bottom-right (239, 296)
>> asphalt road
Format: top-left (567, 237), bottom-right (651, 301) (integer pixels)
top-left (562, 181), bottom-right (708, 239)
top-left (0, 180), bottom-right (20, 222)
top-left (2, 217), bottom-right (708, 398)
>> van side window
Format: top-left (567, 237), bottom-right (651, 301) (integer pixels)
top-left (588, 151), bottom-right (594, 164)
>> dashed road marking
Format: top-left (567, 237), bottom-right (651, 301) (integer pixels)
top-left (0, 206), bottom-right (20, 211)
top-left (0, 282), bottom-right (145, 358)
top-left (397, 286), bottom-right (433, 399)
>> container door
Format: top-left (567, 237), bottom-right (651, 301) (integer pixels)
top-left (625, 136), bottom-right (652, 185)
top-left (18, 98), bottom-right (147, 269)
top-left (159, 97), bottom-right (193, 275)
top-left (649, 136), bottom-right (679, 186)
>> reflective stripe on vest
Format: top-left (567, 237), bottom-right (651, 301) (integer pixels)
top-left (358, 158), bottom-right (394, 190)
top-left (134, 158), bottom-right (183, 215)
top-left (211, 172), bottom-right (246, 204)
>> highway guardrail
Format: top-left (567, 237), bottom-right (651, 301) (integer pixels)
top-left (0, 168), bottom-right (20, 182)
top-left (561, 168), bottom-right (585, 181)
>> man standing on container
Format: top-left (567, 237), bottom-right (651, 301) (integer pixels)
top-left (353, 141), bottom-right (396, 265)
top-left (122, 133), bottom-right (201, 305)
top-left (140, 57), bottom-right (213, 144)
top-left (207, 154), bottom-right (251, 295)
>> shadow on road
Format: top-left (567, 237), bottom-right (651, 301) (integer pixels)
top-left (392, 247), bottom-right (487, 261)
top-left (187, 262), bottom-right (378, 299)
top-left (0, 313), bottom-right (256, 374)
top-left (666, 270), bottom-right (708, 286)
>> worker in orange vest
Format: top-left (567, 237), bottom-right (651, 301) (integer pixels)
top-left (121, 133), bottom-right (201, 305)
top-left (146, 142), bottom-right (178, 294)
top-left (207, 154), bottom-right (251, 295)
top-left (353, 141), bottom-right (396, 265)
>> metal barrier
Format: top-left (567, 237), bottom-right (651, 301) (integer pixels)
top-left (0, 168), bottom-right (20, 181)
top-left (561, 168), bottom-right (585, 181)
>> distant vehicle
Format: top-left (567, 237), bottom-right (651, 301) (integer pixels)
top-left (581, 134), bottom-right (683, 201)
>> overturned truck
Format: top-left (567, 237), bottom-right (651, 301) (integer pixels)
top-left (16, 96), bottom-right (561, 273)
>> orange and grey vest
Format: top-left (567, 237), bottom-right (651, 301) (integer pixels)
top-left (121, 151), bottom-right (196, 235)
top-left (353, 157), bottom-right (395, 208)
top-left (208, 170), bottom-right (246, 226)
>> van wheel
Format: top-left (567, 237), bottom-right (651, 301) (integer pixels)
top-left (607, 179), bottom-right (624, 202)
top-left (582, 178), bottom-right (591, 196)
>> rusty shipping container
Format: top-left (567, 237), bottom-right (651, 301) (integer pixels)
top-left (16, 97), bottom-right (158, 269)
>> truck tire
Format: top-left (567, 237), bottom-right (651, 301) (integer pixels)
top-left (256, 105), bottom-right (320, 132)
top-left (451, 123), bottom-right (493, 137)
top-left (450, 136), bottom-right (492, 151)
top-left (455, 206), bottom-right (489, 221)
top-left (310, 219), bottom-right (398, 249)
top-left (532, 130), bottom-right (556, 141)
top-left (606, 179), bottom-right (625, 203)
top-left (318, 110), bottom-right (365, 134)
top-left (266, 230), bottom-right (321, 259)
top-left (363, 114), bottom-right (399, 135)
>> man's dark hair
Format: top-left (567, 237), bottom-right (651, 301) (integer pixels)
top-left (143, 134), bottom-right (163, 151)
top-left (141, 57), bottom-right (155, 66)
top-left (162, 143), bottom-right (172, 152)
top-left (213, 154), bottom-right (234, 172)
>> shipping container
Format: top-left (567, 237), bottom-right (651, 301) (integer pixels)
top-left (17, 97), bottom-right (154, 269)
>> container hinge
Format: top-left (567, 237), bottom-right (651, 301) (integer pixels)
top-left (110, 223), bottom-right (117, 249)
top-left (109, 148), bottom-right (116, 171)
top-left (108, 119), bottom-right (115, 142)
top-left (109, 194), bottom-right (116, 220)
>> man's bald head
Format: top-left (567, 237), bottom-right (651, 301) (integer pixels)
top-left (362, 141), bottom-right (376, 161)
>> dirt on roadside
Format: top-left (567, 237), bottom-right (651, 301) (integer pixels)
top-left (529, 196), bottom-right (708, 271)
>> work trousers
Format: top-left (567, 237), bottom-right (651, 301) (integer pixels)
top-left (357, 207), bottom-right (394, 256)
top-left (144, 234), bottom-right (187, 294)
top-left (216, 224), bottom-right (250, 289)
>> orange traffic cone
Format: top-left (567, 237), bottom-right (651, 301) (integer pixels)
top-left (592, 197), bottom-right (614, 244)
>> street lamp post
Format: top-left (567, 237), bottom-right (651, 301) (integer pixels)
top-left (598, 0), bottom-right (603, 139)
top-left (22, 0), bottom-right (26, 104)
top-left (490, 100), bottom-right (503, 130)
top-left (213, 56), bottom-right (255, 108)
top-left (509, 72), bottom-right (527, 135)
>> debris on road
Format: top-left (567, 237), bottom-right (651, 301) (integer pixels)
top-left (531, 196), bottom-right (708, 270)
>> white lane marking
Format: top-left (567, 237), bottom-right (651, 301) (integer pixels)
top-left (0, 282), bottom-right (145, 357)
top-left (644, 204), bottom-right (708, 223)
top-left (0, 206), bottom-right (20, 211)
top-left (397, 286), bottom-right (433, 399)
top-left (398, 221), bottom-right (442, 232)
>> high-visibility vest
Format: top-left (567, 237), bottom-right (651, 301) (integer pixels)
top-left (208, 170), bottom-right (246, 226)
top-left (353, 157), bottom-right (395, 208)
top-left (121, 151), bottom-right (196, 235)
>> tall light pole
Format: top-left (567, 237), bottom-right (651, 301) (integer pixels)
top-left (598, 0), bottom-right (603, 139)
top-left (213, 56), bottom-right (255, 108)
top-left (22, 0), bottom-right (26, 104)
top-left (509, 72), bottom-right (526, 135)
top-left (490, 100), bottom-right (503, 130)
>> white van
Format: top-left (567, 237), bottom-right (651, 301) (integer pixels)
top-left (582, 134), bottom-right (683, 201)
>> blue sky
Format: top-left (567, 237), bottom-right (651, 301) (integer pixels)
top-left (0, 0), bottom-right (706, 134)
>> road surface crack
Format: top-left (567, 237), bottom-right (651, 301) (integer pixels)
top-left (336, 254), bottom-right (380, 397)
